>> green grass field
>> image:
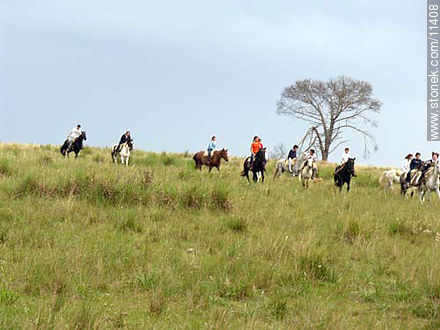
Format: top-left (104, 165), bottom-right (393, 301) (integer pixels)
top-left (0, 143), bottom-right (440, 328)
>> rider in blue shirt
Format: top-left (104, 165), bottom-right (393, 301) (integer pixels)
top-left (207, 136), bottom-right (216, 163)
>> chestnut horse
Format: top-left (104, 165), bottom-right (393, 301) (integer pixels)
top-left (193, 149), bottom-right (229, 172)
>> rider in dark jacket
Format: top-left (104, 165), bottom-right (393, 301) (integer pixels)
top-left (117, 131), bottom-right (132, 152)
top-left (406, 152), bottom-right (422, 183)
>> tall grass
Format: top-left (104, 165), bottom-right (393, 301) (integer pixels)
top-left (0, 143), bottom-right (439, 328)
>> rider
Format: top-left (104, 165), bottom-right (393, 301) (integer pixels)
top-left (406, 152), bottom-right (423, 184)
top-left (401, 153), bottom-right (413, 175)
top-left (67, 124), bottom-right (82, 149)
top-left (250, 136), bottom-right (263, 167)
top-left (341, 147), bottom-right (350, 164)
top-left (335, 147), bottom-right (350, 174)
top-left (300, 149), bottom-right (318, 179)
top-left (207, 136), bottom-right (216, 164)
top-left (287, 145), bottom-right (299, 173)
top-left (418, 152), bottom-right (439, 185)
top-left (117, 131), bottom-right (132, 152)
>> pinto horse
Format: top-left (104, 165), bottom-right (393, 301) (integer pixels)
top-left (60, 131), bottom-right (87, 158)
top-left (111, 140), bottom-right (133, 166)
top-left (299, 157), bottom-right (315, 188)
top-left (242, 148), bottom-right (266, 183)
top-left (193, 149), bottom-right (229, 172)
top-left (334, 158), bottom-right (356, 192)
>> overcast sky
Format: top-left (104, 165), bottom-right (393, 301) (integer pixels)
top-left (0, 0), bottom-right (434, 165)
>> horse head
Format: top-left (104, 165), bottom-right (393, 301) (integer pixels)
top-left (220, 148), bottom-right (229, 162)
top-left (305, 157), bottom-right (314, 168)
top-left (346, 158), bottom-right (356, 176)
top-left (81, 131), bottom-right (87, 141)
top-left (128, 139), bottom-right (134, 151)
top-left (256, 147), bottom-right (266, 160)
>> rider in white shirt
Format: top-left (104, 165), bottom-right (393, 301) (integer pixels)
top-left (401, 153), bottom-right (413, 175)
top-left (68, 125), bottom-right (82, 141)
top-left (341, 147), bottom-right (350, 164)
top-left (67, 124), bottom-right (82, 148)
top-left (301, 149), bottom-right (318, 179)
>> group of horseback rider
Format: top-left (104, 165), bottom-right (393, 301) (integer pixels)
top-left (402, 151), bottom-right (439, 187)
top-left (64, 125), bottom-right (132, 154)
top-left (284, 144), bottom-right (351, 179)
top-left (205, 135), bottom-right (352, 179)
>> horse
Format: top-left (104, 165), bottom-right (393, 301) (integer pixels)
top-left (299, 157), bottom-right (315, 188)
top-left (193, 149), bottom-right (229, 172)
top-left (400, 166), bottom-right (426, 198)
top-left (419, 162), bottom-right (440, 202)
top-left (111, 140), bottom-right (133, 166)
top-left (334, 158), bottom-right (356, 192)
top-left (242, 148), bottom-right (266, 183)
top-left (60, 131), bottom-right (87, 158)
top-left (273, 151), bottom-right (307, 180)
top-left (379, 169), bottom-right (402, 190)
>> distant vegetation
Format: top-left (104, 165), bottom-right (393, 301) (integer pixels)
top-left (0, 143), bottom-right (439, 328)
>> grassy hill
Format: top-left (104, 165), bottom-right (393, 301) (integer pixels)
top-left (0, 143), bottom-right (440, 328)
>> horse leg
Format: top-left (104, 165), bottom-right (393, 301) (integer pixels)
top-left (253, 171), bottom-right (257, 183)
top-left (347, 181), bottom-right (350, 192)
top-left (216, 165), bottom-right (220, 171)
top-left (208, 166), bottom-right (212, 173)
top-left (419, 189), bottom-right (425, 203)
top-left (261, 171), bottom-right (265, 182)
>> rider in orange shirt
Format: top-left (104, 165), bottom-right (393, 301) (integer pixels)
top-left (250, 136), bottom-right (263, 165)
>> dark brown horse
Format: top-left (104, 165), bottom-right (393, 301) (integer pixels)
top-left (193, 149), bottom-right (229, 172)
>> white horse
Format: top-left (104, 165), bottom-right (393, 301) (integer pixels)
top-left (419, 162), bottom-right (440, 202)
top-left (379, 169), bottom-right (402, 190)
top-left (273, 151), bottom-right (307, 179)
top-left (299, 157), bottom-right (315, 188)
top-left (111, 142), bottom-right (132, 166)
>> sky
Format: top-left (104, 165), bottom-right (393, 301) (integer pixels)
top-left (0, 0), bottom-right (435, 165)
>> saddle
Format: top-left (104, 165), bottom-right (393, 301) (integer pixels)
top-left (334, 164), bottom-right (343, 175)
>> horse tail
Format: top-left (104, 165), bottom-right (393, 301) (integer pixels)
top-left (111, 146), bottom-right (115, 163)
top-left (193, 153), bottom-right (197, 162)
top-left (241, 157), bottom-right (250, 176)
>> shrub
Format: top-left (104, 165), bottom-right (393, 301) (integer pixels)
top-left (161, 153), bottom-right (175, 166)
top-left (226, 217), bottom-right (247, 233)
top-left (268, 297), bottom-right (288, 319)
top-left (181, 186), bottom-right (207, 209)
top-left (0, 158), bottom-right (11, 176)
top-left (0, 288), bottom-right (19, 305)
top-left (297, 253), bottom-right (339, 283)
top-left (210, 185), bottom-right (232, 211)
top-left (343, 220), bottom-right (361, 243)
top-left (140, 169), bottom-right (153, 187)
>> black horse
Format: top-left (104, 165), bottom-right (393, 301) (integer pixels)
top-left (241, 148), bottom-right (267, 183)
top-left (334, 158), bottom-right (356, 192)
top-left (60, 131), bottom-right (87, 158)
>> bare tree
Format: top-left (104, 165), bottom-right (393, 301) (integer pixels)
top-left (269, 142), bottom-right (287, 159)
top-left (276, 76), bottom-right (382, 161)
